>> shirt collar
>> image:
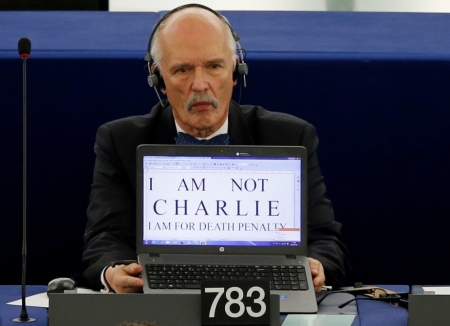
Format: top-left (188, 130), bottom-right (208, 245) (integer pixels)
top-left (174, 117), bottom-right (228, 140)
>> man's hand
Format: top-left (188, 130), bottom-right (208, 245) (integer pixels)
top-left (105, 263), bottom-right (143, 293)
top-left (308, 257), bottom-right (325, 293)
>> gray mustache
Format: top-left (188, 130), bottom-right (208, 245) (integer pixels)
top-left (185, 93), bottom-right (219, 112)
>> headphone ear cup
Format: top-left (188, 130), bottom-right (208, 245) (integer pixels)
top-left (237, 62), bottom-right (248, 76)
top-left (148, 74), bottom-right (159, 88)
top-left (232, 62), bottom-right (249, 81)
top-left (148, 67), bottom-right (166, 90)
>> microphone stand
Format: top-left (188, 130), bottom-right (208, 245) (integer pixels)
top-left (14, 38), bottom-right (36, 323)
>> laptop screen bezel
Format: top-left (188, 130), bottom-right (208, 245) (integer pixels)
top-left (136, 144), bottom-right (307, 256)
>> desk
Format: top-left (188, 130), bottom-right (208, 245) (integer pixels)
top-left (1, 285), bottom-right (408, 326)
top-left (0, 285), bottom-right (47, 324)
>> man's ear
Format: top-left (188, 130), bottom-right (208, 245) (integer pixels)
top-left (150, 63), bottom-right (157, 74)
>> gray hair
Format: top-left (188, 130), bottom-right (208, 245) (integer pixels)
top-left (150, 12), bottom-right (238, 73)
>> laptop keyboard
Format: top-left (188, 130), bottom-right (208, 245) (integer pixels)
top-left (145, 264), bottom-right (308, 291)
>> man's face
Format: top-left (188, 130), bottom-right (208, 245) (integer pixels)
top-left (157, 9), bottom-right (236, 137)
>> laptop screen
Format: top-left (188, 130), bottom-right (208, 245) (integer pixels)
top-left (141, 152), bottom-right (302, 248)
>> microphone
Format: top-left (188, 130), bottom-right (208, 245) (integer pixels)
top-left (18, 38), bottom-right (31, 58)
top-left (14, 37), bottom-right (36, 323)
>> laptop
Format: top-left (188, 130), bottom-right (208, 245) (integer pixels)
top-left (136, 144), bottom-right (317, 313)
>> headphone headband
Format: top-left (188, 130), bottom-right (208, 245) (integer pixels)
top-left (145, 3), bottom-right (240, 62)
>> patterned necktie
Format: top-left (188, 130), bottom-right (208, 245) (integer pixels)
top-left (175, 132), bottom-right (230, 145)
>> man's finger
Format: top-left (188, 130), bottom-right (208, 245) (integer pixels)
top-left (123, 263), bottom-right (142, 275)
top-left (115, 274), bottom-right (143, 293)
top-left (123, 275), bottom-right (143, 288)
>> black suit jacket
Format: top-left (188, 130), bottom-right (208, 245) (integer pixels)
top-left (78, 101), bottom-right (350, 290)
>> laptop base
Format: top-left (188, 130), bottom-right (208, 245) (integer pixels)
top-left (139, 253), bottom-right (318, 313)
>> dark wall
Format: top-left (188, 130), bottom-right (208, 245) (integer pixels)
top-left (2, 55), bottom-right (450, 287)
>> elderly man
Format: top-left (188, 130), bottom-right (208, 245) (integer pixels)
top-left (78, 4), bottom-right (350, 294)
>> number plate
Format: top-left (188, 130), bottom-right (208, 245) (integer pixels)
top-left (201, 279), bottom-right (271, 325)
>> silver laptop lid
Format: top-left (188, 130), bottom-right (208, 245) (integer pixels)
top-left (136, 145), bottom-right (307, 257)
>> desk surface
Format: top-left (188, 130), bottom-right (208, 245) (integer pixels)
top-left (0, 285), bottom-right (47, 325)
top-left (0, 285), bottom-right (408, 326)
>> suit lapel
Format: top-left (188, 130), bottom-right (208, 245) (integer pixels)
top-left (150, 103), bottom-right (177, 144)
top-left (228, 102), bottom-right (255, 145)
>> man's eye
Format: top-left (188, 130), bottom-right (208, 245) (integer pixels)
top-left (174, 67), bottom-right (189, 74)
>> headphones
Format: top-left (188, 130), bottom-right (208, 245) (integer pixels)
top-left (144, 3), bottom-right (248, 92)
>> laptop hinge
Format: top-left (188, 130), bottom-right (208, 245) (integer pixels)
top-left (148, 254), bottom-right (160, 258)
top-left (286, 255), bottom-right (297, 260)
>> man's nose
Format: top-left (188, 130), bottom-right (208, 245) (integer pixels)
top-left (192, 67), bottom-right (208, 92)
